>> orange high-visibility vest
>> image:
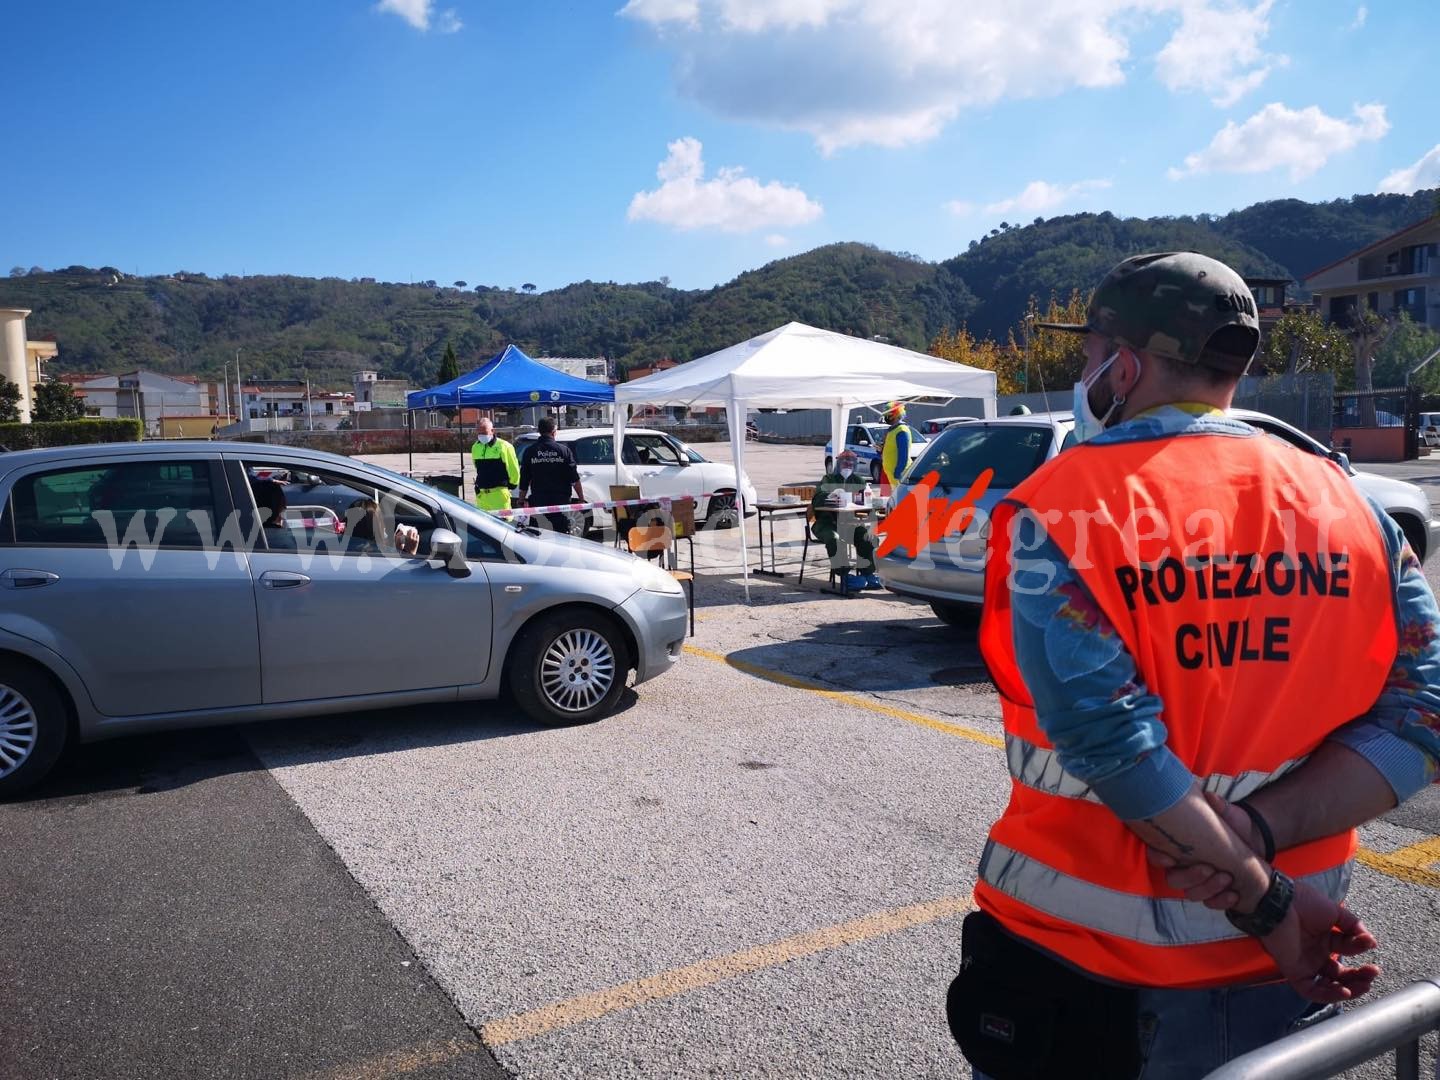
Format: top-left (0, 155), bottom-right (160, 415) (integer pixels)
top-left (976, 431), bottom-right (1397, 989)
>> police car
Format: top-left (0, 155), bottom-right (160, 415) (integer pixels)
top-left (822, 422), bottom-right (928, 482)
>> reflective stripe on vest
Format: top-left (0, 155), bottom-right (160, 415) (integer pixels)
top-left (980, 839), bottom-right (1352, 947)
top-left (1005, 733), bottom-right (1308, 805)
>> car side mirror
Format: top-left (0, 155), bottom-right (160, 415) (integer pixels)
top-left (1328, 449), bottom-right (1352, 472)
top-left (428, 527), bottom-right (470, 577)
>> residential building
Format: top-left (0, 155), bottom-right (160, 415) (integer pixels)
top-left (68, 370), bottom-right (216, 436)
top-left (1243, 277), bottom-right (1301, 338)
top-left (351, 370), bottom-right (411, 429)
top-left (536, 354), bottom-right (613, 424)
top-left (1304, 217), bottom-right (1440, 331)
top-left (0, 308), bottom-right (59, 422)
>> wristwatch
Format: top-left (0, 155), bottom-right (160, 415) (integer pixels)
top-left (1225, 868), bottom-right (1295, 938)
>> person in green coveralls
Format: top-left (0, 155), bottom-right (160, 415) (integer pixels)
top-left (810, 449), bottom-right (878, 591)
top-left (471, 417), bottom-right (520, 511)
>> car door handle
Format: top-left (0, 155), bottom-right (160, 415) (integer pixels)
top-left (0, 568), bottom-right (60, 589)
top-left (259, 570), bottom-right (311, 590)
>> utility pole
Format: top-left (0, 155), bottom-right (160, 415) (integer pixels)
top-left (305, 366), bottom-right (313, 431)
top-left (222, 361), bottom-right (230, 422)
top-left (235, 348), bottom-right (243, 427)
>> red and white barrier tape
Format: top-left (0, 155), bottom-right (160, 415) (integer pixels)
top-left (492, 493), bottom-right (717, 518)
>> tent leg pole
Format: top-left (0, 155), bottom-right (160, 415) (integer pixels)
top-left (408, 410), bottom-right (414, 475)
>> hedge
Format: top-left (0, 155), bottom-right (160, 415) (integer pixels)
top-left (0, 419), bottom-right (144, 450)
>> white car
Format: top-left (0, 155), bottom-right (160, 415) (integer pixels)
top-left (516, 428), bottom-right (758, 529)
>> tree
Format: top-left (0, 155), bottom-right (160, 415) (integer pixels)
top-left (437, 342), bottom-right (461, 383)
top-left (522, 283), bottom-right (537, 294)
top-left (1257, 309), bottom-right (1352, 379)
top-left (1347, 309), bottom-right (1398, 425)
top-left (453, 280), bottom-right (467, 289)
top-left (930, 326), bottom-right (1021, 393)
top-left (0, 377), bottom-right (21, 422)
top-left (8, 267), bottom-right (23, 278)
top-left (1014, 291), bottom-right (1089, 393)
top-left (1374, 312), bottom-right (1440, 391)
top-left (31, 379), bottom-right (85, 421)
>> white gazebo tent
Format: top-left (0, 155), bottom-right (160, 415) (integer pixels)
top-left (612, 321), bottom-right (998, 595)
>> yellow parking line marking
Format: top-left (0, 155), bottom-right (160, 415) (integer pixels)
top-left (301, 1037), bottom-right (477, 1080)
top-left (683, 646), bottom-right (1438, 888)
top-left (683, 645), bottom-right (1004, 749)
top-left (481, 894), bottom-right (973, 1047)
top-left (1356, 836), bottom-right (1440, 889)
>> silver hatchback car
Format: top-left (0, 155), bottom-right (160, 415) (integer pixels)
top-left (878, 409), bottom-right (1440, 625)
top-left (0, 442), bottom-right (690, 796)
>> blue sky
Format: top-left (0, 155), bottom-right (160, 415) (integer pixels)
top-left (5, 0), bottom-right (1437, 291)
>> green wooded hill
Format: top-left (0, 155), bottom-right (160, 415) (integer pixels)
top-left (3, 188), bottom-right (1434, 391)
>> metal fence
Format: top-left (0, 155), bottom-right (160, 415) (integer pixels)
top-left (1234, 372), bottom-right (1335, 444)
top-left (1204, 977), bottom-right (1440, 1080)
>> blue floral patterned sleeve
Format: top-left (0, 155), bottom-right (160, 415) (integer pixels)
top-left (1326, 503), bottom-right (1440, 797)
top-left (1009, 410), bottom-right (1440, 820)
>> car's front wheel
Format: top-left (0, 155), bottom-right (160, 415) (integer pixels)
top-left (510, 610), bottom-right (629, 725)
top-left (706, 491), bottom-right (740, 529)
top-left (0, 660), bottom-right (69, 799)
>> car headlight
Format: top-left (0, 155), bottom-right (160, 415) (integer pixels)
top-left (636, 562), bottom-right (685, 595)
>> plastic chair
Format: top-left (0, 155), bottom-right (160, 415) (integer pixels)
top-left (629, 524), bottom-right (695, 635)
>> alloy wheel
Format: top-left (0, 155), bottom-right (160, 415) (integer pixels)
top-left (539, 629), bottom-right (617, 714)
top-left (0, 684), bottom-right (39, 779)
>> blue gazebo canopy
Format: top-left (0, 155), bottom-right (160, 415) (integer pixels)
top-left (407, 344), bottom-right (614, 409)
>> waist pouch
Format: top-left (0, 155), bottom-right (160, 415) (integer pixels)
top-left (947, 911), bottom-right (1141, 1080)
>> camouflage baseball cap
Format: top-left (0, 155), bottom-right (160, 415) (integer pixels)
top-left (1034, 252), bottom-right (1260, 373)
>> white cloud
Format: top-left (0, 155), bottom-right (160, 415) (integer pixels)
top-left (618, 0), bottom-right (698, 26)
top-left (943, 200), bottom-right (976, 217)
top-left (1169, 102), bottom-right (1390, 182)
top-left (376, 0), bottom-right (461, 32)
top-left (618, 0), bottom-right (1282, 152)
top-left (1155, 0), bottom-right (1284, 108)
top-left (984, 179), bottom-right (1112, 215)
top-left (1350, 5), bottom-right (1367, 29)
top-left (764, 234), bottom-right (791, 247)
top-left (1378, 144), bottom-right (1440, 194)
top-left (627, 138), bottom-right (824, 232)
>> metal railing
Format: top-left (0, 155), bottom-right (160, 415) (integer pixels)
top-left (1205, 977), bottom-right (1440, 1080)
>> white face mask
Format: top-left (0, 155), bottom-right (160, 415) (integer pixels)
top-left (1072, 352), bottom-right (1124, 443)
top-left (477, 433), bottom-right (494, 444)
top-left (839, 467), bottom-right (854, 478)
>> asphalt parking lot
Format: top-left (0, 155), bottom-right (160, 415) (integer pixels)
top-left (3, 442), bottom-right (1438, 1079)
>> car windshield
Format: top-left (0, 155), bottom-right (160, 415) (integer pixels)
top-left (909, 423), bottom-right (1053, 490)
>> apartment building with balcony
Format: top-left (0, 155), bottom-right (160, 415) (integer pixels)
top-left (1304, 216), bottom-right (1440, 330)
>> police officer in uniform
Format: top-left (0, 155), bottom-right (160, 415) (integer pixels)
top-left (518, 416), bottom-right (585, 534)
top-left (471, 417), bottom-right (520, 512)
top-left (950, 252), bottom-right (1440, 1079)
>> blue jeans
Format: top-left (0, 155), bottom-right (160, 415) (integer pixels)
top-left (973, 980), bottom-right (1322, 1079)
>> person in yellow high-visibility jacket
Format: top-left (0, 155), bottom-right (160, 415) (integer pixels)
top-left (471, 417), bottom-right (520, 511)
top-left (879, 401), bottom-right (912, 496)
